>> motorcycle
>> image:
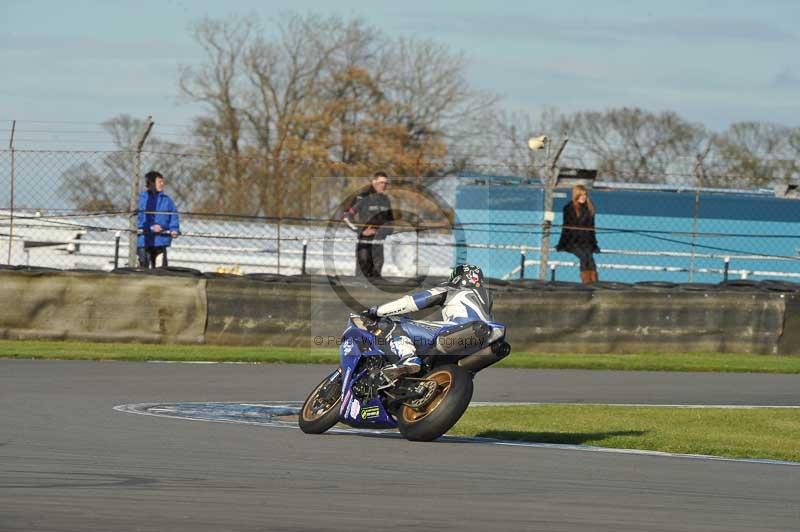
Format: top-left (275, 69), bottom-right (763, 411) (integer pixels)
top-left (299, 313), bottom-right (511, 441)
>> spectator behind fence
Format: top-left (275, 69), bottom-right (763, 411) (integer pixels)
top-left (137, 170), bottom-right (180, 268)
top-left (556, 184), bottom-right (600, 283)
top-left (343, 171), bottom-right (394, 279)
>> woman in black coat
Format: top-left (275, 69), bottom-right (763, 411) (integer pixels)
top-left (556, 184), bottom-right (600, 283)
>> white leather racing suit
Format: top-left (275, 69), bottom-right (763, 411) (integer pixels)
top-left (374, 284), bottom-right (494, 360)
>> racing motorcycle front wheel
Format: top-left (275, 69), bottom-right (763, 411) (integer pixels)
top-left (396, 364), bottom-right (473, 442)
top-left (299, 368), bottom-right (342, 434)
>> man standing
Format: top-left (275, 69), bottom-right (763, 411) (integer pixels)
top-left (343, 171), bottom-right (394, 279)
top-left (137, 170), bottom-right (180, 268)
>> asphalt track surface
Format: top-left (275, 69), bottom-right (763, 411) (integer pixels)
top-left (2, 359), bottom-right (799, 532)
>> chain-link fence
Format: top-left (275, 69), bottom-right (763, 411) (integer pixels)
top-left (2, 146), bottom-right (800, 284)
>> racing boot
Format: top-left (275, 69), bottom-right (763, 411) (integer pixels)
top-left (382, 336), bottom-right (421, 378)
top-left (382, 355), bottom-right (422, 379)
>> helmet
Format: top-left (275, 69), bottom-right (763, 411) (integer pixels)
top-left (448, 264), bottom-right (484, 288)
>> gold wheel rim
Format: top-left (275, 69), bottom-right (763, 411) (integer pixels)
top-left (302, 370), bottom-right (341, 421)
top-left (401, 369), bottom-right (453, 423)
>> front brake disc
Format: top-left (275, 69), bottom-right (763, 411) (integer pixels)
top-left (405, 380), bottom-right (438, 409)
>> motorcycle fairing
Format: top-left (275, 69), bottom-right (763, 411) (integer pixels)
top-left (337, 321), bottom-right (398, 428)
top-left (341, 395), bottom-right (396, 428)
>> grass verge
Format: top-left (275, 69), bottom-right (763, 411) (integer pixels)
top-left (452, 404), bottom-right (800, 463)
top-left (494, 352), bottom-right (800, 373)
top-left (0, 340), bottom-right (339, 364)
top-left (2, 340), bottom-right (800, 373)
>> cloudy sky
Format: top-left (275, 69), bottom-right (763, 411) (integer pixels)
top-left (1, 0), bottom-right (798, 146)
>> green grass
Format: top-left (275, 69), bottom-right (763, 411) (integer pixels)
top-left (495, 352), bottom-right (800, 373)
top-left (452, 405), bottom-right (800, 462)
top-left (0, 340), bottom-right (339, 364)
top-left (2, 339), bottom-right (800, 373)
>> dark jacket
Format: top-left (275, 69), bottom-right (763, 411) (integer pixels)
top-left (556, 202), bottom-right (599, 253)
top-left (137, 191), bottom-right (180, 248)
top-left (344, 186), bottom-right (394, 239)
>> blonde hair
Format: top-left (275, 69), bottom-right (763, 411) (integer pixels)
top-left (571, 185), bottom-right (595, 216)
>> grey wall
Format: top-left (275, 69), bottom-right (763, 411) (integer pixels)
top-left (0, 269), bottom-right (206, 343)
top-left (1, 269), bottom-right (796, 354)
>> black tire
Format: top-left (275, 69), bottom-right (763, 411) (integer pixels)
top-left (299, 368), bottom-right (342, 434)
top-left (396, 364), bottom-right (473, 442)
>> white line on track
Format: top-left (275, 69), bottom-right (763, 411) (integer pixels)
top-left (114, 401), bottom-right (800, 467)
top-left (470, 402), bottom-right (800, 409)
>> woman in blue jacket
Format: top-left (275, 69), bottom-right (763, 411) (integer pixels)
top-left (137, 171), bottom-right (180, 268)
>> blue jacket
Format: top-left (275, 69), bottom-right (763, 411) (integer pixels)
top-left (137, 191), bottom-right (180, 248)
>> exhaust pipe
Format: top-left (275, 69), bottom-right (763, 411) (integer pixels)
top-left (458, 341), bottom-right (511, 372)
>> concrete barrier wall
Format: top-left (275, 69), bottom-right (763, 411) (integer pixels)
top-left (0, 269), bottom-right (797, 354)
top-left (206, 279), bottom-right (788, 354)
top-left (497, 289), bottom-right (784, 354)
top-left (0, 269), bottom-right (207, 343)
top-left (205, 276), bottom-right (437, 346)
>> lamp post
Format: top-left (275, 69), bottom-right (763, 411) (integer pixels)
top-left (529, 134), bottom-right (569, 281)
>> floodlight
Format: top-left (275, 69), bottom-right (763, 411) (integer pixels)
top-left (527, 135), bottom-right (549, 151)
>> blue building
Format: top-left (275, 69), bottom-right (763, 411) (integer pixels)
top-left (453, 180), bottom-right (800, 283)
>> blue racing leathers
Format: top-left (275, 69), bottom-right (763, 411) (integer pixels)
top-left (373, 284), bottom-right (494, 360)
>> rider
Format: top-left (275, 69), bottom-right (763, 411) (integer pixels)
top-left (361, 264), bottom-right (493, 378)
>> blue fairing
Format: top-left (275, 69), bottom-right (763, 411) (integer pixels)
top-left (338, 320), bottom-right (397, 429)
top-left (335, 316), bottom-right (506, 430)
top-left (341, 395), bottom-right (396, 428)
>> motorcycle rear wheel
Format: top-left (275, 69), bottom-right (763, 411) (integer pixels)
top-left (396, 364), bottom-right (473, 442)
top-left (299, 368), bottom-right (342, 434)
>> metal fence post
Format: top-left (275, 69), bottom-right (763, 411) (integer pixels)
top-left (6, 120), bottom-right (15, 265)
top-left (277, 216), bottom-right (281, 275)
top-left (416, 176), bottom-right (421, 278)
top-left (114, 231), bottom-right (121, 269)
top-left (689, 142), bottom-right (712, 282)
top-left (128, 116), bottom-right (153, 267)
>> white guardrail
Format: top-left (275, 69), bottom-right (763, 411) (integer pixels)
top-left (3, 211), bottom-right (799, 280)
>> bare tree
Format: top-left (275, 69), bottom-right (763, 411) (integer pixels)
top-left (789, 128), bottom-right (800, 161)
top-left (58, 115), bottom-right (199, 212)
top-left (707, 122), bottom-right (800, 189)
top-left (562, 107), bottom-right (707, 185)
top-left (487, 107), bottom-right (709, 184)
top-left (178, 13), bottom-right (498, 218)
top-left (241, 14), bottom-right (388, 217)
top-left (378, 37), bottom-right (498, 171)
top-left (179, 17), bottom-right (258, 214)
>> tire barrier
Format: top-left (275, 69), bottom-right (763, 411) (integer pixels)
top-left (0, 268), bottom-right (798, 353)
top-left (0, 268), bottom-right (206, 343)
